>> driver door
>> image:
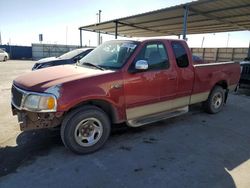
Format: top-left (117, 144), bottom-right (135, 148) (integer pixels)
top-left (123, 41), bottom-right (171, 120)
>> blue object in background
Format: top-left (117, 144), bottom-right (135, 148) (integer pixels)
top-left (0, 45), bottom-right (32, 60)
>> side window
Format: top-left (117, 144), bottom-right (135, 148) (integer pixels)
top-left (135, 43), bottom-right (169, 70)
top-left (172, 42), bottom-right (189, 68)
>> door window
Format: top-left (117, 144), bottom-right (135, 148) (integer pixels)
top-left (134, 42), bottom-right (169, 70)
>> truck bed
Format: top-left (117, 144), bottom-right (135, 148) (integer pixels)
top-left (190, 61), bottom-right (240, 104)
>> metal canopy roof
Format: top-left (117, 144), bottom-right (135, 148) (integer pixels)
top-left (79, 0), bottom-right (250, 38)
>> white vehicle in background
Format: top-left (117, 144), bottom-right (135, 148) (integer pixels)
top-left (0, 49), bottom-right (9, 61)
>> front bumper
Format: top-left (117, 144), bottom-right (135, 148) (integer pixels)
top-left (12, 105), bottom-right (63, 131)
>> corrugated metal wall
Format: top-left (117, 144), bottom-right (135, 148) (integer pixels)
top-left (32, 43), bottom-right (80, 60)
top-left (191, 48), bottom-right (248, 62)
top-left (0, 45), bottom-right (32, 60)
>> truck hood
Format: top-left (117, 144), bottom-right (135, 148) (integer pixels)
top-left (14, 65), bottom-right (113, 92)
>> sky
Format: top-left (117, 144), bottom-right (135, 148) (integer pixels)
top-left (0, 0), bottom-right (250, 48)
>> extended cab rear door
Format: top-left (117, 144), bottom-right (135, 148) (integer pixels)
top-left (169, 41), bottom-right (195, 107)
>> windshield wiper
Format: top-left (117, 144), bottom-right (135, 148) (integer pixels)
top-left (81, 62), bottom-right (105, 70)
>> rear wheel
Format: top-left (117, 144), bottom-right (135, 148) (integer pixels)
top-left (203, 86), bottom-right (225, 114)
top-left (60, 106), bottom-right (111, 154)
top-left (3, 56), bottom-right (7, 61)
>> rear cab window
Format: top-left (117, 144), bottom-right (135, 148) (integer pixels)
top-left (171, 42), bottom-right (189, 68)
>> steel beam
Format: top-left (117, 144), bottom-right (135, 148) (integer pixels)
top-left (80, 28), bottom-right (128, 38)
top-left (182, 5), bottom-right (189, 40)
top-left (188, 7), bottom-right (248, 31)
top-left (117, 21), bottom-right (170, 35)
top-left (113, 4), bottom-right (250, 27)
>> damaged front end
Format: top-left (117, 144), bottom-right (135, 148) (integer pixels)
top-left (11, 84), bottom-right (63, 131)
top-left (12, 107), bottom-right (63, 131)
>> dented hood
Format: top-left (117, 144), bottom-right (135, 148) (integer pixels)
top-left (14, 65), bottom-right (112, 92)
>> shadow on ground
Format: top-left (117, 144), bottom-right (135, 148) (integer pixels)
top-left (0, 124), bottom-right (145, 177)
top-left (0, 130), bottom-right (62, 177)
top-left (0, 100), bottom-right (250, 187)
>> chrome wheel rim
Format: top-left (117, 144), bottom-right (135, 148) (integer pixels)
top-left (212, 92), bottom-right (223, 109)
top-left (74, 118), bottom-right (103, 147)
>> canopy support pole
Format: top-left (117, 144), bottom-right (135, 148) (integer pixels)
top-left (182, 5), bottom-right (189, 40)
top-left (80, 29), bottom-right (82, 47)
top-left (248, 41), bottom-right (250, 58)
top-left (115, 21), bottom-right (118, 39)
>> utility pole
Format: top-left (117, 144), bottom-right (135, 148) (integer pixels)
top-left (66, 26), bottom-right (68, 46)
top-left (201, 36), bottom-right (205, 48)
top-left (226, 33), bottom-right (230, 48)
top-left (97, 10), bottom-right (102, 45)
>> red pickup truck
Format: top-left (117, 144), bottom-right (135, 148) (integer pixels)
top-left (11, 39), bottom-right (240, 154)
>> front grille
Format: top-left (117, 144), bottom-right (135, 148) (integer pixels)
top-left (11, 85), bottom-right (23, 108)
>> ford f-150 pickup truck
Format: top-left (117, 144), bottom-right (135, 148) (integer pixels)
top-left (11, 39), bottom-right (240, 154)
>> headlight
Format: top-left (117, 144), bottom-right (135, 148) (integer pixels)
top-left (23, 94), bottom-right (57, 112)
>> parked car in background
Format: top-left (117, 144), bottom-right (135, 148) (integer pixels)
top-left (32, 48), bottom-right (93, 70)
top-left (239, 57), bottom-right (250, 88)
top-left (192, 55), bottom-right (207, 64)
top-left (0, 49), bottom-right (9, 61)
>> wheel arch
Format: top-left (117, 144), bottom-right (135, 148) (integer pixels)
top-left (67, 99), bottom-right (121, 124)
top-left (213, 80), bottom-right (228, 103)
top-left (214, 80), bottom-right (228, 90)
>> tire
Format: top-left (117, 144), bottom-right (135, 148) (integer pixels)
top-left (203, 86), bottom-right (225, 114)
top-left (3, 56), bottom-right (7, 61)
top-left (60, 105), bottom-right (111, 154)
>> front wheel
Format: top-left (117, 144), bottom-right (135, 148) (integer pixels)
top-left (60, 106), bottom-right (111, 154)
top-left (203, 86), bottom-right (225, 114)
top-left (3, 56), bottom-right (7, 61)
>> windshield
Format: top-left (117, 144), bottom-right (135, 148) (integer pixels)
top-left (79, 40), bottom-right (138, 70)
top-left (59, 49), bottom-right (86, 59)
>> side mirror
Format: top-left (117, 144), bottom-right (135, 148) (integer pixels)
top-left (135, 60), bottom-right (148, 70)
top-left (73, 57), bottom-right (79, 62)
